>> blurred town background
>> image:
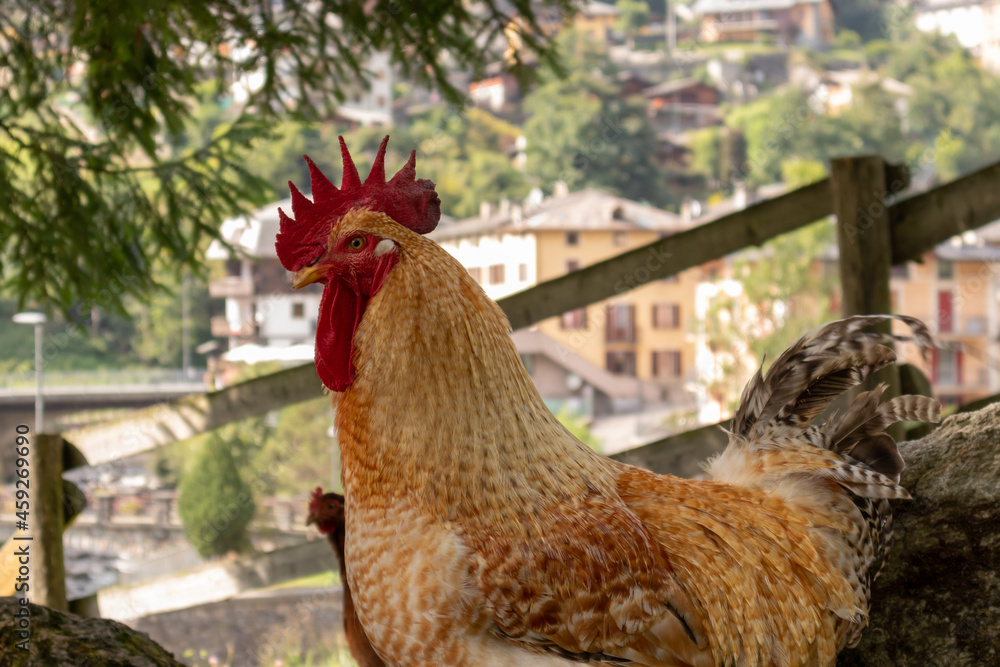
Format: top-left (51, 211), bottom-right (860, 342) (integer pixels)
top-left (3, 0), bottom-right (1000, 664)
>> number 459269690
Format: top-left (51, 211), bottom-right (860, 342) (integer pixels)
top-left (15, 424), bottom-right (30, 526)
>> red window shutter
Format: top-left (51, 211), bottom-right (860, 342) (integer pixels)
top-left (956, 348), bottom-right (963, 385)
top-left (938, 291), bottom-right (953, 333)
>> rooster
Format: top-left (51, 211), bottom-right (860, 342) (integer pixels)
top-left (276, 136), bottom-right (940, 667)
top-left (307, 488), bottom-right (386, 667)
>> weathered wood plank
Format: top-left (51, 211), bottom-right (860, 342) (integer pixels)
top-left (499, 179), bottom-right (833, 330)
top-left (64, 363), bottom-right (325, 465)
top-left (889, 160), bottom-right (1000, 264)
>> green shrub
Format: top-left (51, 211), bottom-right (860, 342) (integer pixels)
top-left (178, 431), bottom-right (256, 557)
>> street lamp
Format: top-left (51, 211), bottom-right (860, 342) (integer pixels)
top-left (13, 311), bottom-right (46, 433)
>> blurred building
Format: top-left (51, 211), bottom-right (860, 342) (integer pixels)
top-left (643, 78), bottom-right (723, 133)
top-left (335, 51), bottom-right (394, 126)
top-left (430, 188), bottom-right (707, 406)
top-left (891, 235), bottom-right (1000, 406)
top-left (691, 0), bottom-right (834, 48)
top-left (206, 199), bottom-right (324, 348)
top-left (914, 0), bottom-right (1000, 74)
top-left (573, 1), bottom-right (622, 42)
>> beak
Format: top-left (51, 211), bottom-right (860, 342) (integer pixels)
top-left (292, 265), bottom-right (327, 290)
top-left (305, 512), bottom-right (317, 527)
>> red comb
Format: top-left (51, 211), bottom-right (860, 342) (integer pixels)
top-left (309, 486), bottom-right (324, 510)
top-left (275, 136), bottom-right (441, 272)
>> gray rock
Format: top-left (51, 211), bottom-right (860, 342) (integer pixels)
top-left (839, 402), bottom-right (1000, 666)
top-left (0, 596), bottom-right (182, 666)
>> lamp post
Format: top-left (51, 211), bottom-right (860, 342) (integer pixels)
top-left (13, 311), bottom-right (46, 433)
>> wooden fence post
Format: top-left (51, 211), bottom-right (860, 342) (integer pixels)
top-left (831, 156), bottom-right (905, 435)
top-left (30, 433), bottom-right (68, 611)
top-left (831, 155), bottom-right (895, 319)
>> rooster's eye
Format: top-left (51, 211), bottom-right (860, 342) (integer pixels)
top-left (348, 236), bottom-right (365, 251)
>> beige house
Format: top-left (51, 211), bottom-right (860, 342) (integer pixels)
top-left (430, 189), bottom-right (703, 404)
top-left (891, 237), bottom-right (1000, 407)
top-left (572, 1), bottom-right (621, 42)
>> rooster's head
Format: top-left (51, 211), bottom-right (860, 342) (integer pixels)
top-left (276, 136), bottom-right (440, 391)
top-left (306, 486), bottom-right (346, 535)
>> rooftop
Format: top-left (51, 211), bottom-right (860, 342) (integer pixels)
top-left (692, 0), bottom-right (823, 14)
top-left (580, 0), bottom-right (621, 17)
top-left (642, 77), bottom-right (717, 98)
top-left (429, 188), bottom-right (688, 241)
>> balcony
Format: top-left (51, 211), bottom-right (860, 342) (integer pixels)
top-left (208, 276), bottom-right (254, 298)
top-left (210, 316), bottom-right (255, 338)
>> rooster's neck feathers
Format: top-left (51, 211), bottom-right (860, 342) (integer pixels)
top-left (333, 222), bottom-right (613, 518)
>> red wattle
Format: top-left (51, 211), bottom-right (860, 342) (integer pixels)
top-left (313, 252), bottom-right (398, 392)
top-left (315, 277), bottom-right (363, 392)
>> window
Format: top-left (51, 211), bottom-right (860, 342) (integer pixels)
top-left (933, 348), bottom-right (962, 386)
top-left (937, 260), bottom-right (954, 280)
top-left (606, 304), bottom-right (636, 342)
top-left (566, 259), bottom-right (580, 273)
top-left (468, 267), bottom-right (482, 283)
top-left (938, 290), bottom-right (953, 333)
top-left (890, 263), bottom-right (909, 279)
top-left (225, 258), bottom-right (242, 277)
top-left (612, 231), bottom-right (628, 247)
top-left (561, 308), bottom-right (587, 330)
top-left (967, 316), bottom-right (986, 335)
top-left (606, 350), bottom-right (637, 376)
top-left (291, 302), bottom-right (305, 319)
top-left (652, 350), bottom-right (682, 378)
top-left (489, 264), bottom-right (505, 284)
top-left (653, 303), bottom-right (681, 329)
top-left (566, 231), bottom-right (579, 246)
top-left (519, 263), bottom-right (528, 281)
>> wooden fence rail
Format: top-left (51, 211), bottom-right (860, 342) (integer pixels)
top-left (21, 153), bottom-right (1000, 612)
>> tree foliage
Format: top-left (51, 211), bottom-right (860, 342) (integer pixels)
top-left (251, 397), bottom-right (339, 497)
top-left (0, 0), bottom-right (574, 317)
top-left (616, 0), bottom-right (649, 49)
top-left (735, 219), bottom-right (838, 361)
top-left (523, 33), bottom-right (668, 206)
top-left (177, 427), bottom-right (258, 558)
